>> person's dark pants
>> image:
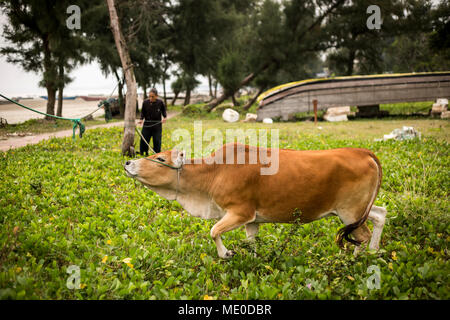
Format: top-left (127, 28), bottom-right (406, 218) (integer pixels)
top-left (140, 122), bottom-right (162, 155)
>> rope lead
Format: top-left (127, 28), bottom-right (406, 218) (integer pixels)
top-left (1, 93), bottom-right (86, 140)
top-left (72, 119), bottom-right (85, 139)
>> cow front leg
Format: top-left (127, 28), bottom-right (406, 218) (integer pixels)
top-left (210, 209), bottom-right (255, 259)
top-left (245, 222), bottom-right (259, 241)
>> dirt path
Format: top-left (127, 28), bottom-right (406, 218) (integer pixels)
top-left (0, 111), bottom-right (180, 152)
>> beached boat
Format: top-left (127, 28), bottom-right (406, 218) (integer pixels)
top-left (40, 95), bottom-right (78, 100)
top-left (80, 96), bottom-right (107, 101)
top-left (0, 97), bottom-right (21, 104)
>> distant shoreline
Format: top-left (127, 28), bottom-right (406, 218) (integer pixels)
top-left (0, 93), bottom-right (216, 124)
top-left (0, 85), bottom-right (215, 98)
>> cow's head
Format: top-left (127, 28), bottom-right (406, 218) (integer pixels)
top-left (124, 149), bottom-right (185, 187)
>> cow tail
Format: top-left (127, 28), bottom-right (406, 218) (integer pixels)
top-left (336, 152), bottom-right (382, 248)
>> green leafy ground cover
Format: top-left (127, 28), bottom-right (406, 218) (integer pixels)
top-left (0, 117), bottom-right (448, 299)
top-left (380, 101), bottom-right (434, 115)
top-left (291, 101), bottom-right (435, 120)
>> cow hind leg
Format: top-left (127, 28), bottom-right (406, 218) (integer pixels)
top-left (352, 223), bottom-right (372, 256)
top-left (352, 205), bottom-right (387, 256)
top-left (210, 210), bottom-right (255, 259)
top-left (336, 202), bottom-right (370, 248)
top-left (245, 222), bottom-right (259, 241)
top-left (367, 205), bottom-right (387, 250)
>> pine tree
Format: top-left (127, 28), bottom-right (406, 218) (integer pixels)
top-left (1, 0), bottom-right (88, 118)
top-left (204, 0), bottom-right (345, 111)
top-left (323, 0), bottom-right (404, 75)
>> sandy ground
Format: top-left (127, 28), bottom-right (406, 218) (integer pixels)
top-left (0, 110), bottom-right (179, 152)
top-left (0, 97), bottom-right (112, 124)
top-left (0, 95), bottom-right (209, 124)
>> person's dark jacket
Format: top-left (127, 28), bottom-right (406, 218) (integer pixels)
top-left (140, 98), bottom-right (167, 123)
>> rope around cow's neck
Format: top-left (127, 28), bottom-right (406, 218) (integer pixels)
top-left (135, 124), bottom-right (157, 154)
top-left (143, 157), bottom-right (182, 201)
top-left (135, 121), bottom-right (183, 200)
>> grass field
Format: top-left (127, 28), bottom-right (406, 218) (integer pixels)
top-left (0, 116), bottom-right (449, 299)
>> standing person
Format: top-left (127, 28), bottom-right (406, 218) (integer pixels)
top-left (138, 88), bottom-right (167, 155)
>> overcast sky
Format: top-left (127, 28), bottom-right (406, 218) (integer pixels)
top-left (0, 12), bottom-right (121, 96)
top-left (0, 11), bottom-right (209, 97)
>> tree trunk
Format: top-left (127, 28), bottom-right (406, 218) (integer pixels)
top-left (205, 91), bottom-right (230, 112)
top-left (107, 0), bottom-right (138, 156)
top-left (46, 87), bottom-right (56, 120)
top-left (231, 94), bottom-right (239, 107)
top-left (42, 34), bottom-right (56, 120)
top-left (143, 83), bottom-right (147, 100)
top-left (208, 73), bottom-right (213, 97)
top-left (184, 88), bottom-right (191, 106)
top-left (56, 62), bottom-right (64, 117)
top-left (113, 69), bottom-right (125, 117)
top-left (56, 87), bottom-right (63, 117)
top-left (214, 80), bottom-right (217, 98)
top-left (243, 86), bottom-right (265, 110)
top-left (205, 62), bottom-right (270, 112)
top-left (346, 48), bottom-right (355, 76)
top-left (163, 76), bottom-right (167, 106)
top-left (171, 91), bottom-right (179, 105)
top-left (118, 80), bottom-right (125, 117)
top-left (162, 57), bottom-right (168, 106)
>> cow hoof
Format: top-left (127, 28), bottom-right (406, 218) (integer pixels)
top-left (223, 250), bottom-right (236, 259)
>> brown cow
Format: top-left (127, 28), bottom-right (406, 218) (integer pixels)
top-left (124, 143), bottom-right (387, 259)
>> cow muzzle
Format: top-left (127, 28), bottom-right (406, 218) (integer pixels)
top-left (124, 160), bottom-right (139, 177)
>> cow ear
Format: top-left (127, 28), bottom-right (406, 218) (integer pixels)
top-left (173, 149), bottom-right (185, 168)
